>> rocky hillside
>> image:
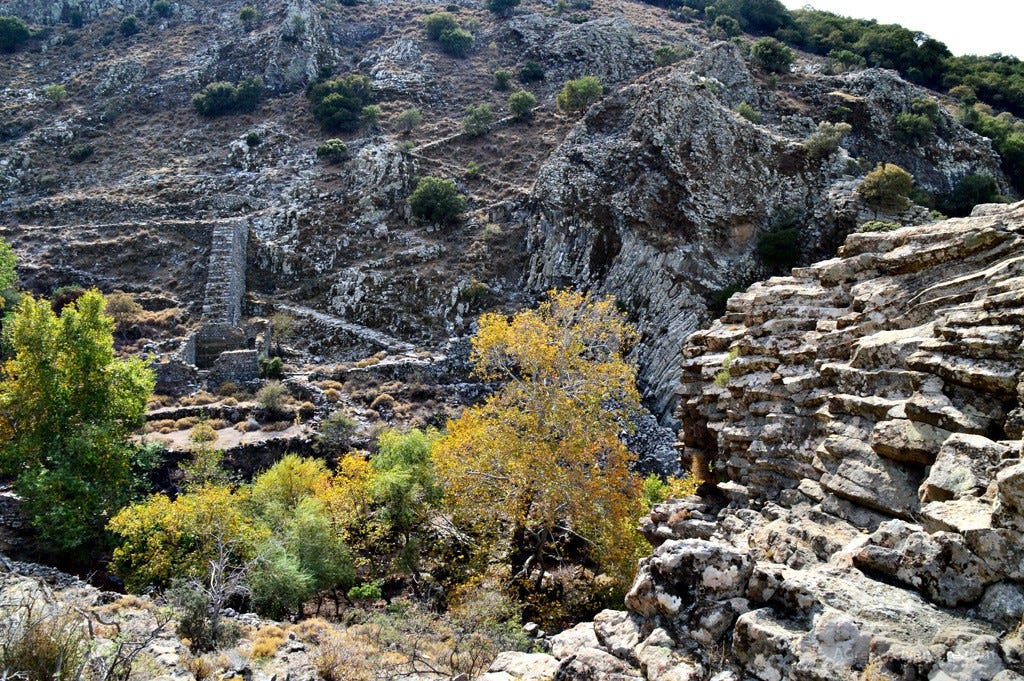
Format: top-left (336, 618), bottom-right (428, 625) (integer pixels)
top-left (487, 200), bottom-right (1024, 680)
top-left (0, 0), bottom-right (1015, 425)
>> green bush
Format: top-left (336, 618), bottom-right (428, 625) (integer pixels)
top-left (348, 580), bottom-right (382, 601)
top-left (711, 14), bottom-right (741, 38)
top-left (423, 12), bottom-right (458, 40)
top-left (307, 75), bottom-right (374, 132)
top-left (462, 103), bottom-right (494, 137)
top-left (557, 76), bottom-right (603, 113)
top-left (518, 60), bottom-right (545, 83)
top-left (857, 163), bottom-right (914, 211)
top-left (361, 104), bottom-right (382, 129)
top-left (464, 161), bottom-right (482, 179)
top-left (192, 77), bottom-right (263, 117)
top-left (895, 112), bottom-right (933, 143)
top-left (439, 27), bottom-right (473, 57)
top-left (0, 16), bottom-right (31, 53)
top-left (857, 220), bottom-right (901, 233)
top-left (756, 226), bottom-right (802, 269)
top-left (119, 14), bottom-right (139, 36)
top-left (486, 0), bottom-right (520, 13)
top-left (239, 5), bottom-right (259, 28)
top-left (68, 144), bottom-right (94, 162)
top-left (44, 83), bottom-right (67, 104)
top-left (936, 173), bottom-right (1003, 217)
top-left (750, 37), bottom-right (793, 74)
top-left (317, 411), bottom-right (357, 450)
top-left (493, 69), bottom-right (513, 91)
top-left (152, 0), bottom-right (173, 18)
top-left (258, 355), bottom-right (284, 379)
top-left (653, 45), bottom-right (690, 67)
top-left (0, 605), bottom-right (89, 681)
top-left (169, 580), bottom-right (239, 653)
top-left (248, 547), bottom-right (314, 620)
top-left (828, 49), bottom-right (866, 71)
top-left (802, 121), bottom-right (851, 160)
top-left (736, 101), bottom-right (761, 123)
top-left (392, 107), bottom-right (423, 134)
top-left (508, 89), bottom-right (537, 121)
top-left (316, 139), bottom-right (349, 164)
top-left (409, 176), bottom-right (466, 224)
top-left (256, 380), bottom-right (288, 413)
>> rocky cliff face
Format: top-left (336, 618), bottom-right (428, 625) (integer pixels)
top-left (526, 43), bottom-right (1010, 424)
top-left (492, 201), bottom-right (1024, 681)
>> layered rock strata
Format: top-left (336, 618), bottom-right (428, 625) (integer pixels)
top-left (494, 202), bottom-right (1024, 680)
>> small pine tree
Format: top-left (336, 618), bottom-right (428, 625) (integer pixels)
top-left (409, 177), bottom-right (466, 224)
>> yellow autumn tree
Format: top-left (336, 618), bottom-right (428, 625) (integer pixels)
top-left (432, 289), bottom-right (647, 600)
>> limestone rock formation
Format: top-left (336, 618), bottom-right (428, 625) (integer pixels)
top-left (500, 201), bottom-right (1024, 680)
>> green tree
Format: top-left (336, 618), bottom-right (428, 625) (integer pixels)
top-left (392, 107), bottom-right (423, 134)
top-left (0, 290), bottom-right (154, 554)
top-left (750, 37), bottom-right (793, 73)
top-left (423, 12), bottom-right (458, 40)
top-left (557, 76), bottom-right (604, 113)
top-left (0, 16), bottom-right (31, 53)
top-left (462, 103), bottom-right (494, 136)
top-left (508, 90), bottom-right (537, 121)
top-left (439, 27), bottom-right (473, 57)
top-left (486, 0), bottom-right (520, 13)
top-left (307, 75), bottom-right (375, 132)
top-left (409, 176), bottom-right (466, 224)
top-left (432, 290), bottom-right (647, 603)
top-left (857, 163), bottom-right (914, 211)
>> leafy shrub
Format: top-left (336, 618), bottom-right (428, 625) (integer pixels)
top-left (750, 37), bottom-right (793, 74)
top-left (556, 75), bottom-right (604, 113)
top-left (361, 104), bottom-right (382, 129)
top-left (0, 16), bottom-right (31, 53)
top-left (486, 0), bottom-right (520, 13)
top-left (439, 27), bottom-right (473, 57)
top-left (44, 83), bottom-right (67, 104)
top-left (464, 161), bottom-right (482, 179)
top-left (653, 45), bottom-right (689, 67)
top-left (392, 107), bottom-right (423, 134)
top-left (711, 14), bottom-right (741, 38)
top-left (828, 48), bottom-right (866, 71)
top-left (153, 0), bottom-right (173, 18)
top-left (307, 75), bottom-right (374, 132)
top-left (238, 6), bottom-right (258, 28)
top-left (736, 101), bottom-right (761, 123)
top-left (169, 580), bottom-right (239, 652)
top-left (493, 69), bottom-right (512, 91)
top-left (508, 89), bottom-right (536, 121)
top-left (259, 355), bottom-right (284, 379)
top-left (802, 121), bottom-right (851, 160)
top-left (192, 77), bottom-right (263, 117)
top-left (857, 163), bottom-right (914, 211)
top-left (757, 226), bottom-right (802, 269)
top-left (462, 103), bottom-right (494, 137)
top-left (518, 60), bottom-right (545, 83)
top-left (857, 220), bottom-right (901, 233)
top-left (409, 176), bottom-right (466, 224)
top-left (68, 144), bottom-right (94, 162)
top-left (317, 411), bottom-right (357, 451)
top-left (248, 547), bottom-right (314, 620)
top-left (895, 112), bottom-right (933, 143)
top-left (423, 12), bottom-right (458, 40)
top-left (256, 380), bottom-right (289, 413)
top-left (936, 173), bottom-right (1003, 217)
top-left (119, 14), bottom-right (139, 36)
top-left (316, 139), bottom-right (349, 164)
top-left (244, 131), bottom-right (260, 147)
top-left (0, 604), bottom-right (90, 681)
top-left (347, 580), bottom-right (382, 601)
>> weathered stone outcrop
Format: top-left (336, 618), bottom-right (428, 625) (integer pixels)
top-left (526, 46), bottom-right (1012, 424)
top-left (503, 202), bottom-right (1024, 681)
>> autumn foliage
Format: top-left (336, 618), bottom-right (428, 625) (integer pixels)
top-left (432, 290), bottom-right (648, 608)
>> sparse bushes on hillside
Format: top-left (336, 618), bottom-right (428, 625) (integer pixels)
top-left (486, 0), bottom-right (520, 14)
top-left (857, 163), bottom-right (914, 211)
top-left (937, 173), bottom-right (1004, 217)
top-left (493, 69), bottom-right (513, 91)
top-left (462, 103), bottom-right (494, 137)
top-left (119, 14), bottom-right (139, 36)
top-left (517, 60), bottom-right (545, 83)
top-left (750, 37), bottom-right (793, 74)
top-left (423, 12), bottom-right (473, 57)
top-left (192, 77), bottom-right (264, 117)
top-left (44, 83), bottom-right (67, 105)
top-left (152, 0), bottom-right (173, 18)
top-left (392, 107), bottom-right (423, 134)
top-left (238, 5), bottom-right (259, 29)
top-left (508, 90), bottom-right (537, 121)
top-left (710, 14), bottom-right (740, 39)
top-left (409, 176), bottom-right (466, 224)
top-left (307, 75), bottom-right (374, 132)
top-left (802, 121), bottom-right (851, 160)
top-left (316, 139), bottom-right (349, 164)
top-left (653, 45), bottom-right (690, 67)
top-left (556, 76), bottom-right (604, 113)
top-left (736, 101), bottom-right (761, 123)
top-left (0, 16), bottom-right (31, 53)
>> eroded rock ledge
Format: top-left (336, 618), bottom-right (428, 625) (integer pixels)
top-left (488, 202), bottom-right (1024, 681)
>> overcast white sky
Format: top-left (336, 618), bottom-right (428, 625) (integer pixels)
top-left (779, 0), bottom-right (1023, 58)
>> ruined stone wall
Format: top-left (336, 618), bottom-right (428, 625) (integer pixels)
top-left (201, 219), bottom-right (249, 327)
